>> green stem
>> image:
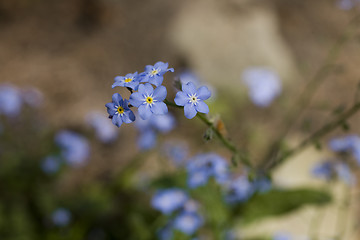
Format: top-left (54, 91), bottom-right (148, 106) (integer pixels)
top-left (165, 99), bottom-right (252, 168)
top-left (258, 13), bottom-right (360, 171)
top-left (264, 101), bottom-right (360, 171)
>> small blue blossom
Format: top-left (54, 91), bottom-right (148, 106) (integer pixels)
top-left (254, 176), bottom-right (272, 193)
top-left (105, 93), bottom-right (135, 127)
top-left (151, 188), bottom-right (188, 215)
top-left (186, 153), bottom-right (229, 188)
top-left (337, 0), bottom-right (360, 10)
top-left (52, 208), bottom-right (71, 227)
top-left (139, 61), bottom-right (174, 87)
top-left (225, 175), bottom-right (254, 203)
top-left (163, 142), bottom-right (188, 166)
top-left (311, 160), bottom-right (355, 185)
top-left (22, 87), bottom-right (43, 108)
top-left (55, 130), bottom-right (90, 167)
top-left (242, 67), bottom-right (282, 107)
top-left (87, 111), bottom-right (118, 143)
top-left (41, 156), bottom-right (61, 175)
top-left (173, 212), bottom-right (203, 235)
top-left (0, 84), bottom-right (22, 117)
top-left (112, 72), bottom-right (140, 90)
top-left (174, 82), bottom-right (211, 119)
top-left (272, 232), bottom-right (291, 240)
top-left (138, 129), bottom-right (157, 150)
top-left (178, 70), bottom-right (217, 100)
top-left (329, 135), bottom-right (360, 165)
top-left (129, 83), bottom-right (168, 120)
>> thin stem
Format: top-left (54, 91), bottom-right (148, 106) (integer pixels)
top-left (164, 99), bottom-right (252, 168)
top-left (258, 13), bottom-right (360, 171)
top-left (265, 101), bottom-right (360, 171)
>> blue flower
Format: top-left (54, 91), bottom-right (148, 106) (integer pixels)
top-left (41, 156), bottom-right (61, 175)
top-left (311, 160), bottom-right (355, 185)
top-left (137, 129), bottom-right (157, 150)
top-left (55, 130), bottom-right (90, 167)
top-left (158, 224), bottom-right (173, 240)
top-left (328, 135), bottom-right (360, 165)
top-left (173, 212), bottom-right (203, 235)
top-left (52, 208), bottom-right (71, 227)
top-left (334, 162), bottom-right (356, 185)
top-left (254, 176), bottom-right (272, 193)
top-left (129, 83), bottom-right (168, 120)
top-left (186, 153), bottom-right (229, 188)
top-left (242, 67), bottom-right (282, 107)
top-left (105, 93), bottom-right (135, 127)
top-left (22, 87), bottom-right (43, 108)
top-left (112, 72), bottom-right (140, 90)
top-left (174, 82), bottom-right (211, 119)
top-left (151, 188), bottom-right (188, 215)
top-left (337, 0), bottom-right (360, 10)
top-left (0, 84), bottom-right (22, 117)
top-left (163, 141), bottom-right (188, 166)
top-left (225, 175), bottom-right (254, 203)
top-left (87, 111), bottom-right (118, 143)
top-left (139, 61), bottom-right (174, 87)
top-left (272, 232), bottom-right (291, 240)
top-left (311, 161), bottom-right (333, 181)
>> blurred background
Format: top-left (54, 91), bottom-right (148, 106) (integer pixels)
top-left (1, 0), bottom-right (360, 239)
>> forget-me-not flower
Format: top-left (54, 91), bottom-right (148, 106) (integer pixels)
top-left (112, 72), bottom-right (140, 90)
top-left (55, 130), bottom-right (90, 167)
top-left (174, 82), bottom-right (211, 119)
top-left (139, 61), bottom-right (174, 87)
top-left (151, 188), bottom-right (188, 215)
top-left (225, 175), bottom-right (254, 203)
top-left (129, 83), bottom-right (168, 120)
top-left (186, 153), bottom-right (229, 188)
top-left (106, 93), bottom-right (135, 127)
top-left (329, 135), bottom-right (360, 165)
top-left (311, 160), bottom-right (355, 185)
top-left (173, 212), bottom-right (203, 235)
top-left (0, 84), bottom-right (22, 117)
top-left (41, 156), bottom-right (61, 175)
top-left (52, 208), bottom-right (72, 227)
top-left (242, 67), bottom-right (282, 107)
top-left (87, 111), bottom-right (118, 143)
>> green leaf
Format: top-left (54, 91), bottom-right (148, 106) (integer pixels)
top-left (234, 188), bottom-right (331, 224)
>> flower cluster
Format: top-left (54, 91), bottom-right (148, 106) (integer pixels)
top-left (106, 61), bottom-right (212, 127)
top-left (151, 188), bottom-right (203, 237)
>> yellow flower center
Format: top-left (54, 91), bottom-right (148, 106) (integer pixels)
top-left (124, 78), bottom-right (133, 83)
top-left (146, 96), bottom-right (154, 104)
top-left (189, 94), bottom-right (198, 104)
top-left (151, 69), bottom-right (159, 76)
top-left (117, 106), bottom-right (124, 114)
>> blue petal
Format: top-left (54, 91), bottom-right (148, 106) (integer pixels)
top-left (128, 110), bottom-right (135, 121)
top-left (112, 115), bottom-right (123, 127)
top-left (112, 80), bottom-right (124, 89)
top-left (138, 104), bottom-right (152, 120)
top-left (145, 65), bottom-right (154, 72)
top-left (195, 101), bottom-right (209, 114)
top-left (138, 130), bottom-right (157, 150)
top-left (129, 92), bottom-right (144, 107)
top-left (153, 86), bottom-right (167, 101)
top-left (184, 103), bottom-right (197, 119)
top-left (149, 76), bottom-right (164, 87)
top-left (174, 91), bottom-right (188, 106)
top-left (143, 83), bottom-right (154, 96)
top-left (112, 93), bottom-right (122, 104)
top-left (154, 61), bottom-right (167, 69)
top-left (182, 82), bottom-right (196, 95)
top-left (105, 102), bottom-right (117, 115)
top-left (151, 102), bottom-right (168, 115)
top-left (121, 111), bottom-right (135, 124)
top-left (167, 68), bottom-right (174, 73)
top-left (196, 86), bottom-right (211, 100)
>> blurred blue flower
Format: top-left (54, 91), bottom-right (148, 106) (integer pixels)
top-left (55, 130), bottom-right (90, 167)
top-left (137, 129), bottom-right (157, 150)
top-left (311, 160), bottom-right (355, 185)
top-left (254, 176), bottom-right (272, 193)
top-left (242, 67), bottom-right (282, 107)
top-left (163, 142), bottom-right (188, 166)
top-left (272, 232), bottom-right (291, 240)
top-left (173, 212), bottom-right (203, 235)
top-left (129, 83), bottom-right (168, 120)
top-left (328, 135), bottom-right (360, 165)
top-left (158, 224), bottom-right (173, 240)
top-left (186, 153), bottom-right (229, 188)
top-left (105, 93), bottom-right (135, 127)
top-left (175, 82), bottom-right (211, 119)
top-left (112, 72), bottom-right (140, 90)
top-left (87, 111), bottom-right (118, 143)
top-left (225, 175), bottom-right (254, 203)
top-left (22, 87), bottom-right (43, 108)
top-left (41, 156), bottom-right (61, 175)
top-left (183, 199), bottom-right (199, 213)
top-left (0, 84), bottom-right (22, 117)
top-left (139, 61), bottom-right (174, 87)
top-left (151, 188), bottom-right (188, 215)
top-left (52, 208), bottom-right (71, 227)
top-left (337, 0), bottom-right (360, 10)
